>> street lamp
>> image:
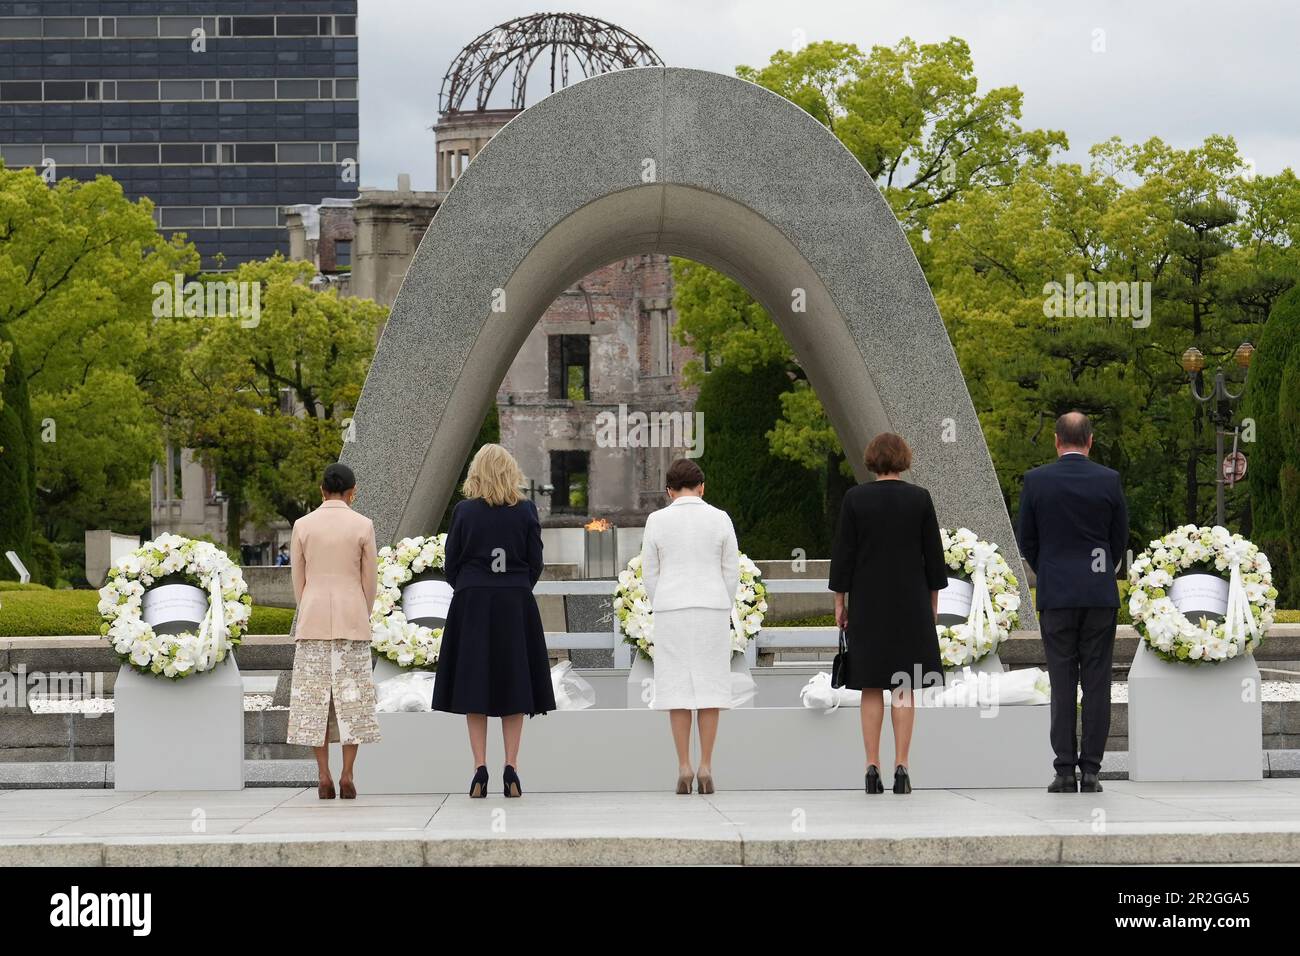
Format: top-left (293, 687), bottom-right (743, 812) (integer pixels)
top-left (1182, 342), bottom-right (1254, 527)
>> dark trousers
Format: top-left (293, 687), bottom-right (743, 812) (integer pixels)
top-left (1039, 607), bottom-right (1117, 776)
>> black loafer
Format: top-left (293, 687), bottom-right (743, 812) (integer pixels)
top-left (1079, 773), bottom-right (1103, 793)
top-left (1048, 773), bottom-right (1079, 793)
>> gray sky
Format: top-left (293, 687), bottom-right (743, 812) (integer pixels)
top-left (359, 0), bottom-right (1298, 190)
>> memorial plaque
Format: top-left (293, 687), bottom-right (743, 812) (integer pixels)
top-left (142, 582), bottom-right (208, 635)
top-left (401, 572), bottom-right (452, 629)
top-left (937, 577), bottom-right (974, 626)
top-left (1170, 572), bottom-right (1229, 622)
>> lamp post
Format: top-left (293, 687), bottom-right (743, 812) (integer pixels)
top-left (1181, 342), bottom-right (1255, 527)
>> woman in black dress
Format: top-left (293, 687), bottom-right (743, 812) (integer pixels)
top-left (829, 433), bottom-right (948, 795)
top-left (432, 444), bottom-right (556, 798)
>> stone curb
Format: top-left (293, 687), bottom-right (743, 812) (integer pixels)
top-left (3, 829), bottom-right (1300, 866)
top-left (4, 752), bottom-right (1300, 790)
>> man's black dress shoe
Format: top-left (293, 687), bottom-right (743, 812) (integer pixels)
top-left (1079, 772), bottom-right (1103, 793)
top-left (1047, 773), bottom-right (1079, 793)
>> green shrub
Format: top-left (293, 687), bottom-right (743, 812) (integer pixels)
top-left (694, 361), bottom-right (827, 559)
top-left (29, 532), bottom-right (61, 587)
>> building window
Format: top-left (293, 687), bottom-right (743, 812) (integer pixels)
top-left (548, 335), bottom-right (591, 401)
top-left (550, 451), bottom-right (589, 513)
top-left (161, 144), bottom-right (203, 164)
top-left (0, 19), bottom-right (41, 38)
top-left (233, 143), bottom-right (276, 164)
top-left (276, 16), bottom-right (318, 36)
top-left (168, 446), bottom-right (184, 500)
top-left (334, 240), bottom-right (352, 269)
top-left (230, 16), bottom-right (275, 37)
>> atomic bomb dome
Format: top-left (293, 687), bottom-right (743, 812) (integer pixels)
top-left (434, 13), bottom-right (662, 191)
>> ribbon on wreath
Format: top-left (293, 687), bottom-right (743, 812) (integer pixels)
top-left (964, 541), bottom-right (1001, 652)
top-left (195, 572), bottom-right (229, 667)
top-left (1222, 541), bottom-right (1260, 649)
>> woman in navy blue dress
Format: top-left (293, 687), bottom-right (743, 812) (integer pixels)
top-left (432, 444), bottom-right (556, 798)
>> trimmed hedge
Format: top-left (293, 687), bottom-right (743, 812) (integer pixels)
top-left (0, 588), bottom-right (295, 637)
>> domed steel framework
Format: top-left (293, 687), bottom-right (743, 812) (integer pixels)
top-left (438, 12), bottom-right (662, 115)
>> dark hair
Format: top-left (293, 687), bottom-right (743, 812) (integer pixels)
top-left (1055, 411), bottom-right (1092, 448)
top-left (665, 458), bottom-right (705, 491)
top-left (321, 462), bottom-right (356, 494)
top-left (864, 432), bottom-right (913, 475)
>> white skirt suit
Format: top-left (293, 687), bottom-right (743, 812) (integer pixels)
top-left (640, 495), bottom-right (741, 711)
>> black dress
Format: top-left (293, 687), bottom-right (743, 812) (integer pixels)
top-left (431, 498), bottom-right (556, 717)
top-left (829, 480), bottom-right (949, 690)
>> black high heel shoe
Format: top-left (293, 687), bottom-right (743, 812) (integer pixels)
top-left (503, 764), bottom-right (522, 798)
top-left (469, 765), bottom-right (489, 798)
top-left (893, 765), bottom-right (912, 794)
top-left (865, 765), bottom-right (885, 794)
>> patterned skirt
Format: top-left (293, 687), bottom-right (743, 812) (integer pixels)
top-left (286, 639), bottom-right (382, 746)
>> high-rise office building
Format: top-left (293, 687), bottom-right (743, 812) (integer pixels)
top-left (0, 2), bottom-right (359, 269)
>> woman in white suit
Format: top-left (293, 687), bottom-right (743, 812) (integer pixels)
top-left (640, 458), bottom-right (740, 795)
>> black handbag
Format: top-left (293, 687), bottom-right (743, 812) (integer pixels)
top-left (831, 627), bottom-right (851, 688)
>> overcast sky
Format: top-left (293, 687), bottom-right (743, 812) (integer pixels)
top-left (358, 0), bottom-right (1298, 191)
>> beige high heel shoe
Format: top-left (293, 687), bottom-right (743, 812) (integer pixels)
top-left (675, 769), bottom-right (694, 794)
top-left (696, 769), bottom-right (715, 795)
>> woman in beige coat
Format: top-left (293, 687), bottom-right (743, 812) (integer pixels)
top-left (286, 463), bottom-right (382, 799)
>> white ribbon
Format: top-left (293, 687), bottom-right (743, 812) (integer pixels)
top-left (965, 543), bottom-right (999, 650)
top-left (196, 573), bottom-right (228, 666)
top-left (1222, 547), bottom-right (1259, 648)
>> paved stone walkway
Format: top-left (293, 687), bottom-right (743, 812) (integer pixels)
top-left (2, 779), bottom-right (1300, 865)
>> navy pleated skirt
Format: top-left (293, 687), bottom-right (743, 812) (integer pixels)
top-left (431, 586), bottom-right (556, 718)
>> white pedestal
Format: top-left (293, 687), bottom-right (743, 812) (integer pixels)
top-left (330, 702), bottom-right (1052, 793)
top-left (943, 651), bottom-right (1005, 686)
top-left (1128, 640), bottom-right (1263, 782)
top-left (371, 655), bottom-right (409, 686)
top-left (113, 657), bottom-right (244, 791)
top-left (625, 651), bottom-right (754, 708)
top-left (626, 654), bottom-right (655, 708)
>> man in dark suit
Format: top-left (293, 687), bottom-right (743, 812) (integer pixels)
top-left (1016, 412), bottom-right (1129, 794)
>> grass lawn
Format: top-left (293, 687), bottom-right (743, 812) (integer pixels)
top-left (0, 587), bottom-right (295, 637)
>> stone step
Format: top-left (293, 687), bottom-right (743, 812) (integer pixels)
top-left (3, 700), bottom-right (1299, 762)
top-left (3, 750), bottom-right (1300, 792)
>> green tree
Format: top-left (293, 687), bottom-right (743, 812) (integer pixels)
top-left (148, 257), bottom-right (386, 547)
top-left (694, 361), bottom-right (827, 558)
top-left (0, 327), bottom-right (35, 578)
top-left (1246, 286), bottom-right (1300, 604)
top-left (0, 166), bottom-right (196, 542)
top-left (737, 37), bottom-right (1066, 238)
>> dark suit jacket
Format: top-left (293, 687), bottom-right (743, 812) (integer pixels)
top-left (1015, 453), bottom-right (1129, 610)
top-left (444, 498), bottom-right (544, 591)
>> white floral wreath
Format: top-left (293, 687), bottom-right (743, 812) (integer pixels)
top-left (1128, 524), bottom-right (1275, 664)
top-left (614, 552), bottom-right (767, 662)
top-left (97, 533), bottom-right (251, 680)
top-left (370, 534), bottom-right (447, 670)
top-left (936, 527), bottom-right (1021, 668)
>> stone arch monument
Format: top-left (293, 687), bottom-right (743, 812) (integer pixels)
top-left (342, 66), bottom-right (1034, 620)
